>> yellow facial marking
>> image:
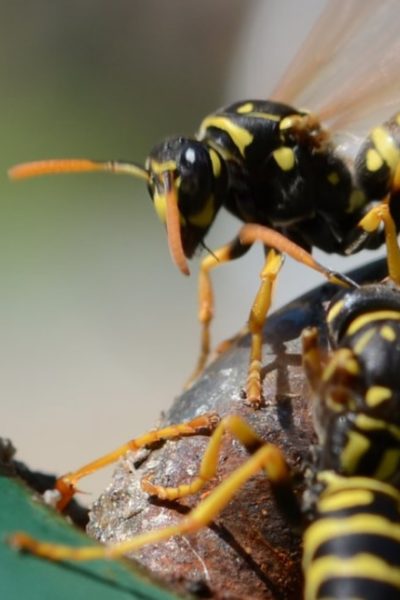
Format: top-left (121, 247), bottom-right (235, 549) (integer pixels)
top-left (199, 116), bottom-right (254, 157)
top-left (340, 430), bottom-right (370, 473)
top-left (366, 148), bottom-right (384, 172)
top-left (208, 148), bottom-right (221, 178)
top-left (353, 328), bottom-right (376, 355)
top-left (366, 386), bottom-right (392, 407)
top-left (327, 299), bottom-right (345, 323)
top-left (347, 310), bottom-right (400, 335)
top-left (396, 113), bottom-right (400, 127)
top-left (236, 102), bottom-right (254, 114)
top-left (327, 171), bottom-right (340, 185)
top-left (154, 192), bottom-right (185, 226)
top-left (154, 193), bottom-right (167, 223)
top-left (371, 125), bottom-right (400, 172)
top-left (272, 147), bottom-right (295, 171)
top-left (318, 489), bottom-right (373, 513)
top-left (188, 195), bottom-right (215, 227)
top-left (149, 159), bottom-right (177, 175)
top-left (380, 325), bottom-right (396, 341)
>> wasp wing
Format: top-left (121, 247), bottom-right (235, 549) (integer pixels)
top-left (272, 0), bottom-right (400, 139)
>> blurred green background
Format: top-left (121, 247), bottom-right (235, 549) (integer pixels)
top-left (1, 0), bottom-right (379, 502)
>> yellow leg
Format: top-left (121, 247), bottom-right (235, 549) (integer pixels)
top-left (246, 249), bottom-right (284, 408)
top-left (358, 197), bottom-right (400, 285)
top-left (184, 237), bottom-right (251, 389)
top-left (239, 224), bottom-right (357, 288)
top-left (55, 412), bottom-right (219, 511)
top-left (9, 417), bottom-right (290, 561)
top-left (142, 413), bottom-right (287, 499)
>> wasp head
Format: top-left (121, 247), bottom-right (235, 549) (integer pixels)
top-left (146, 137), bottom-right (226, 275)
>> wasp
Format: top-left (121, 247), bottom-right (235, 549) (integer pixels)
top-left (9, 2), bottom-right (400, 408)
top-left (10, 200), bottom-right (400, 599)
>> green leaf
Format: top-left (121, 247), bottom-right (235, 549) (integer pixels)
top-left (0, 474), bottom-right (183, 600)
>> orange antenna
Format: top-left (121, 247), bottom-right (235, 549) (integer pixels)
top-left (163, 171), bottom-right (190, 276)
top-left (8, 159), bottom-right (149, 182)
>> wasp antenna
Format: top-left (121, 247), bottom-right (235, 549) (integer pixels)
top-left (164, 172), bottom-right (190, 276)
top-left (8, 159), bottom-right (149, 182)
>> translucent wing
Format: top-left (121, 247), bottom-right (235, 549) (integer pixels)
top-left (271, 0), bottom-right (400, 136)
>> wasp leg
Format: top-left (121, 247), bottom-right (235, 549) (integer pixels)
top-left (142, 413), bottom-right (280, 499)
top-left (240, 224), bottom-right (357, 288)
top-left (9, 417), bottom-right (290, 562)
top-left (54, 412), bottom-right (219, 511)
top-left (245, 249), bottom-right (285, 408)
top-left (357, 197), bottom-right (400, 285)
top-left (184, 236), bottom-right (252, 389)
top-left (214, 324), bottom-right (250, 356)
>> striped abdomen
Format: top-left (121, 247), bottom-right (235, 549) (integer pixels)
top-left (303, 472), bottom-right (400, 600)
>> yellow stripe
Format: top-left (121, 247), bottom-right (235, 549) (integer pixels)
top-left (380, 325), bottom-right (396, 341)
top-left (198, 116), bottom-right (253, 157)
top-left (317, 472), bottom-right (400, 500)
top-left (272, 147), bottom-right (295, 171)
top-left (304, 553), bottom-right (400, 600)
top-left (353, 328), bottom-right (376, 355)
top-left (366, 148), bottom-right (384, 172)
top-left (208, 148), bottom-right (221, 178)
top-left (246, 111), bottom-right (281, 122)
top-left (236, 102), bottom-right (254, 113)
top-left (374, 448), bottom-right (400, 481)
top-left (326, 299), bottom-right (345, 323)
top-left (340, 431), bottom-right (370, 473)
top-left (235, 103), bottom-right (281, 122)
top-left (347, 310), bottom-right (400, 335)
top-left (354, 414), bottom-right (400, 440)
top-left (371, 126), bottom-right (400, 173)
top-left (365, 386), bottom-right (392, 407)
top-left (303, 513), bottom-right (400, 565)
top-left (317, 489), bottom-right (373, 514)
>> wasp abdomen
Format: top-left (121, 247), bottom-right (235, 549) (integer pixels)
top-left (304, 472), bottom-right (400, 600)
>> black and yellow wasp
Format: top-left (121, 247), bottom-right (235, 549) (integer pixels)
top-left (9, 1), bottom-right (400, 408)
top-left (8, 1), bottom-right (400, 598)
top-left (10, 199), bottom-right (400, 599)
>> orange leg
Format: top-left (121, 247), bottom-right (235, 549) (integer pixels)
top-left (9, 416), bottom-right (290, 561)
top-left (184, 237), bottom-right (252, 389)
top-left (55, 412), bottom-right (219, 511)
top-left (245, 249), bottom-right (284, 408)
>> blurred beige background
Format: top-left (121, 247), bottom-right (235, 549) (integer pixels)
top-left (1, 0), bottom-right (381, 502)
